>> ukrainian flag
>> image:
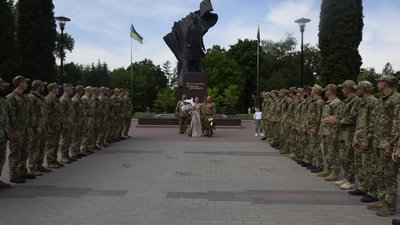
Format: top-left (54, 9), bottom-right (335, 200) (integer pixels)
top-left (130, 24), bottom-right (143, 44)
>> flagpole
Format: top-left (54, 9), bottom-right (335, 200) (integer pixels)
top-left (130, 33), bottom-right (133, 97)
top-left (256, 25), bottom-right (260, 108)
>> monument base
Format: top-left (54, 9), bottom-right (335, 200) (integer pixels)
top-left (138, 114), bottom-right (241, 127)
top-left (176, 72), bottom-right (208, 101)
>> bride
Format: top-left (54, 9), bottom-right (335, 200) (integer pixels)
top-left (189, 97), bottom-right (203, 137)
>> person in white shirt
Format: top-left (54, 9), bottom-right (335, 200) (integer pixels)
top-left (253, 107), bottom-right (263, 137)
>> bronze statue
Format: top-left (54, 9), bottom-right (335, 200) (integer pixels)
top-left (163, 0), bottom-right (218, 87)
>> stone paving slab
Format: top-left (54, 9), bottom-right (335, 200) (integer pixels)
top-left (0, 121), bottom-right (396, 225)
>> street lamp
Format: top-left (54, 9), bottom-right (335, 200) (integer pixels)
top-left (55, 16), bottom-right (71, 83)
top-left (294, 17), bottom-right (310, 87)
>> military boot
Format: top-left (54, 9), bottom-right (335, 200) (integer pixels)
top-left (360, 194), bottom-right (378, 203)
top-left (317, 170), bottom-right (331, 177)
top-left (340, 181), bottom-right (354, 190)
top-left (367, 202), bottom-right (383, 211)
top-left (60, 157), bottom-right (71, 164)
top-left (392, 219), bottom-right (400, 225)
top-left (324, 173), bottom-right (338, 181)
top-left (334, 179), bottom-right (346, 186)
top-left (29, 168), bottom-right (42, 176)
top-left (38, 165), bottom-right (51, 173)
top-left (10, 177), bottom-right (25, 184)
top-left (376, 206), bottom-right (395, 217)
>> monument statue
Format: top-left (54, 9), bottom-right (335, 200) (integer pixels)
top-left (163, 0), bottom-right (218, 87)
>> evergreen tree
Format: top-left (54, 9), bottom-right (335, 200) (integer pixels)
top-left (318, 0), bottom-right (363, 85)
top-left (0, 0), bottom-right (17, 82)
top-left (16, 0), bottom-right (57, 81)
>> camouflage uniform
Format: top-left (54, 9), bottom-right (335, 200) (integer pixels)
top-left (45, 92), bottom-right (63, 165)
top-left (80, 91), bottom-right (95, 153)
top-left (96, 90), bottom-right (109, 147)
top-left (104, 93), bottom-right (113, 142)
top-left (0, 91), bottom-right (9, 178)
top-left (307, 86), bottom-right (325, 169)
top-left (175, 99), bottom-right (189, 134)
top-left (353, 93), bottom-right (378, 196)
top-left (6, 89), bottom-right (30, 179)
top-left (374, 89), bottom-right (400, 212)
top-left (123, 93), bottom-right (133, 137)
top-left (28, 89), bottom-right (48, 170)
top-left (59, 93), bottom-right (76, 160)
top-left (318, 85), bottom-right (343, 177)
top-left (279, 91), bottom-right (290, 153)
top-left (300, 96), bottom-right (311, 162)
top-left (92, 91), bottom-right (102, 148)
top-left (71, 88), bottom-right (85, 156)
top-left (116, 94), bottom-right (126, 139)
top-left (204, 102), bottom-right (216, 136)
top-left (338, 82), bottom-right (362, 184)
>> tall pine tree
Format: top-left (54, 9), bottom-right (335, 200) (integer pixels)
top-left (318, 0), bottom-right (363, 85)
top-left (0, 0), bottom-right (17, 82)
top-left (17, 0), bottom-right (57, 82)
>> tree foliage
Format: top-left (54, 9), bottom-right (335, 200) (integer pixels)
top-left (318, 0), bottom-right (364, 85)
top-left (55, 32), bottom-right (75, 59)
top-left (0, 0), bottom-right (17, 82)
top-left (16, 0), bottom-right (57, 81)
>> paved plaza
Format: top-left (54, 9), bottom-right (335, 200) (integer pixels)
top-left (0, 120), bottom-right (395, 225)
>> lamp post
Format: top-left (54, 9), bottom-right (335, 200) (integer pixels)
top-left (55, 16), bottom-right (71, 83)
top-left (294, 17), bottom-right (310, 87)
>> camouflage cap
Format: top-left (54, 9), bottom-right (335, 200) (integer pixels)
top-left (376, 74), bottom-right (398, 85)
top-left (355, 80), bottom-right (374, 92)
top-left (75, 85), bottom-right (85, 92)
top-left (311, 84), bottom-right (322, 92)
top-left (114, 88), bottom-right (120, 92)
top-left (0, 78), bottom-right (10, 87)
top-left (13, 75), bottom-right (30, 86)
top-left (47, 82), bottom-right (61, 90)
top-left (303, 86), bottom-right (312, 91)
top-left (31, 80), bottom-right (47, 89)
top-left (288, 87), bottom-right (297, 93)
top-left (63, 83), bottom-right (73, 89)
top-left (338, 80), bottom-right (356, 89)
top-left (281, 89), bottom-right (289, 94)
top-left (297, 88), bottom-right (304, 92)
top-left (322, 84), bottom-right (338, 92)
top-left (85, 86), bottom-right (93, 91)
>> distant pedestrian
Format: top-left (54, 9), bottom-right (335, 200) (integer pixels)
top-left (253, 107), bottom-right (263, 137)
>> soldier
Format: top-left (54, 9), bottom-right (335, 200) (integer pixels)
top-left (350, 81), bottom-right (379, 203)
top-left (175, 94), bottom-right (189, 134)
top-left (80, 86), bottom-right (95, 154)
top-left (28, 80), bottom-right (49, 176)
top-left (203, 96), bottom-right (216, 137)
top-left (96, 87), bottom-right (109, 148)
top-left (292, 88), bottom-right (304, 161)
top-left (260, 92), bottom-right (269, 140)
top-left (6, 75), bottom-right (33, 183)
top-left (0, 78), bottom-right (10, 188)
top-left (298, 87), bottom-right (312, 166)
top-left (116, 89), bottom-right (126, 140)
top-left (287, 88), bottom-right (298, 158)
top-left (279, 90), bottom-right (290, 154)
top-left (71, 85), bottom-right (86, 158)
top-left (367, 75), bottom-right (400, 216)
top-left (200, 96), bottom-right (207, 135)
top-left (307, 84), bottom-right (325, 173)
top-left (45, 83), bottom-right (64, 169)
top-left (122, 89), bottom-right (133, 139)
top-left (333, 80), bottom-right (362, 190)
top-left (104, 88), bottom-right (113, 144)
top-left (92, 87), bottom-right (103, 149)
top-left (110, 88), bottom-right (121, 142)
top-left (317, 84), bottom-right (343, 182)
top-left (59, 83), bottom-right (76, 163)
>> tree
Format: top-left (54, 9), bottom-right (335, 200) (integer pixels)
top-left (204, 45), bottom-right (244, 112)
top-left (55, 32), bottom-right (75, 59)
top-left (318, 0), bottom-right (363, 85)
top-left (161, 60), bottom-right (177, 88)
top-left (16, 0), bottom-right (57, 81)
top-left (0, 0), bottom-right (17, 82)
top-left (382, 62), bottom-right (394, 75)
top-left (81, 60), bottom-right (110, 87)
top-left (152, 87), bottom-right (176, 113)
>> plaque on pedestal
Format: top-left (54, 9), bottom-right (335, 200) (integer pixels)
top-left (175, 72), bottom-right (208, 101)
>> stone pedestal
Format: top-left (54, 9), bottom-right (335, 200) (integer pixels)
top-left (175, 72), bottom-right (208, 101)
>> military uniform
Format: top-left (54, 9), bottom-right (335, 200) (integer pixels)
top-left (96, 89), bottom-right (109, 147)
top-left (80, 88), bottom-right (95, 153)
top-left (6, 85), bottom-right (31, 180)
top-left (123, 92), bottom-right (133, 138)
top-left (59, 87), bottom-right (76, 163)
top-left (71, 86), bottom-right (85, 157)
top-left (204, 101), bottom-right (216, 137)
top-left (373, 76), bottom-right (400, 214)
top-left (45, 84), bottom-right (63, 167)
top-left (27, 81), bottom-right (48, 173)
top-left (0, 78), bottom-right (10, 185)
top-left (318, 84), bottom-right (343, 180)
top-left (352, 82), bottom-right (378, 198)
top-left (175, 98), bottom-right (189, 134)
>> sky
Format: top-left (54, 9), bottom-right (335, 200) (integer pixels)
top-left (53, 0), bottom-right (400, 72)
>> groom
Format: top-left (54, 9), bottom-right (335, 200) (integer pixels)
top-left (175, 94), bottom-right (189, 134)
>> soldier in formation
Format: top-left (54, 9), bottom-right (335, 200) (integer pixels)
top-left (261, 75), bottom-right (400, 218)
top-left (0, 76), bottom-right (133, 188)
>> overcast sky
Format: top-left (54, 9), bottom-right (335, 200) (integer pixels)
top-left (53, 0), bottom-right (400, 72)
